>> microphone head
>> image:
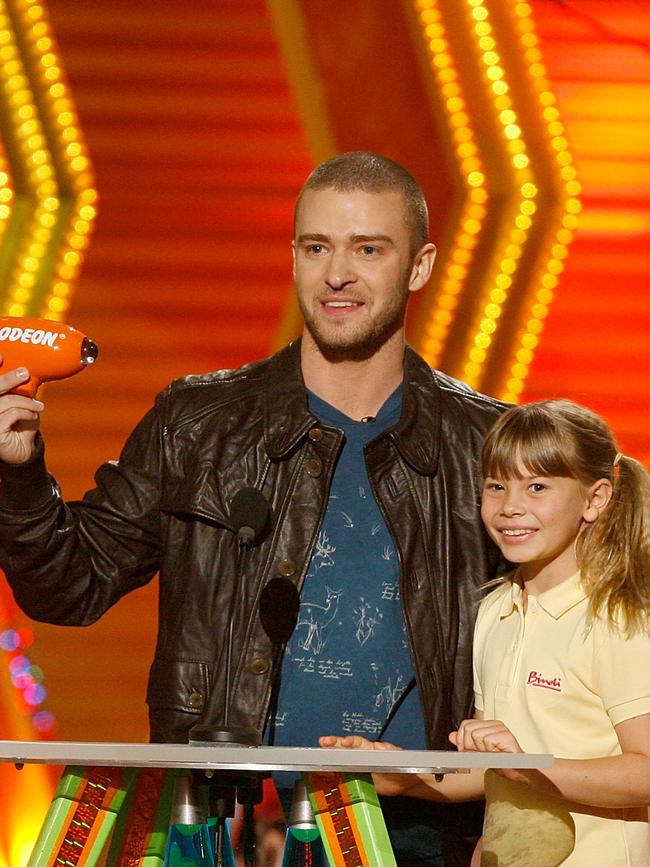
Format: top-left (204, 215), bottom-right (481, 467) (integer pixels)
top-left (230, 487), bottom-right (270, 544)
top-left (259, 578), bottom-right (300, 645)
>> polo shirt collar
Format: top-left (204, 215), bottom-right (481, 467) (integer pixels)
top-left (499, 571), bottom-right (587, 620)
top-left (535, 571), bottom-right (587, 619)
top-left (499, 579), bottom-right (524, 619)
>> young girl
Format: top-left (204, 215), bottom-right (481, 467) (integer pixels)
top-left (321, 399), bottom-right (650, 866)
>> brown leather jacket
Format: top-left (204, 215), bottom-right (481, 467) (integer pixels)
top-left (0, 341), bottom-right (506, 745)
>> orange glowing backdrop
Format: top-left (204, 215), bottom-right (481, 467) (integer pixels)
top-left (0, 0), bottom-right (647, 861)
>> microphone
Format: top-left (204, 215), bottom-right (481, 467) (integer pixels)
top-left (259, 577), bottom-right (300, 646)
top-left (259, 577), bottom-right (300, 750)
top-left (230, 487), bottom-right (270, 546)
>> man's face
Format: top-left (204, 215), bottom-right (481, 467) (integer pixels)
top-left (293, 187), bottom-right (434, 361)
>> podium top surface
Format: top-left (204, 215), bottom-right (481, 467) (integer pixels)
top-left (0, 740), bottom-right (553, 774)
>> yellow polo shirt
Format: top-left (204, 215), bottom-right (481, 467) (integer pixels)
top-left (473, 572), bottom-right (650, 866)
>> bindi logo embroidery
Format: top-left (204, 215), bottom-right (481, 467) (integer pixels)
top-left (527, 670), bottom-right (562, 692)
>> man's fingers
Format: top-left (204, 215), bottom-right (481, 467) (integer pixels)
top-left (318, 735), bottom-right (361, 748)
top-left (318, 735), bottom-right (399, 751)
top-left (371, 739), bottom-right (401, 752)
top-left (0, 395), bottom-right (43, 410)
top-left (0, 367), bottom-right (30, 394)
top-left (0, 406), bottom-right (41, 429)
top-left (0, 396), bottom-right (44, 421)
top-left (319, 736), bottom-right (342, 748)
top-left (0, 387), bottom-right (42, 464)
top-left (340, 735), bottom-right (374, 749)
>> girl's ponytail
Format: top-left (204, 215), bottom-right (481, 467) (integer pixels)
top-left (579, 454), bottom-right (650, 633)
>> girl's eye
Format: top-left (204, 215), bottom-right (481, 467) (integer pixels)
top-left (484, 481), bottom-right (504, 492)
top-left (530, 483), bottom-right (546, 493)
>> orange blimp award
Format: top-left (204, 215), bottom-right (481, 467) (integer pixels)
top-left (0, 317), bottom-right (99, 397)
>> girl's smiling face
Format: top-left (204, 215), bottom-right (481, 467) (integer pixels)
top-left (481, 464), bottom-right (602, 590)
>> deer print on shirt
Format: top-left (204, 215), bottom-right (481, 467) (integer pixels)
top-left (296, 586), bottom-right (343, 654)
top-left (374, 673), bottom-right (407, 714)
top-left (312, 530), bottom-right (335, 572)
top-left (354, 599), bottom-right (383, 645)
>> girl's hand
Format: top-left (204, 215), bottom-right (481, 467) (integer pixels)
top-left (449, 718), bottom-right (523, 754)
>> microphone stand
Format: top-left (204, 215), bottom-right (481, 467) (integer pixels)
top-left (213, 536), bottom-right (262, 867)
top-left (223, 538), bottom-right (253, 740)
top-left (189, 489), bottom-right (270, 867)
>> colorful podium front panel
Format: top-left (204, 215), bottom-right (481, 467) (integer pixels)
top-left (0, 742), bottom-right (553, 867)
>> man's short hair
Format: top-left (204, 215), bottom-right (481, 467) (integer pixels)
top-left (295, 151), bottom-right (429, 256)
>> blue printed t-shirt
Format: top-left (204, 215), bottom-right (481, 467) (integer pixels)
top-left (266, 385), bottom-right (427, 750)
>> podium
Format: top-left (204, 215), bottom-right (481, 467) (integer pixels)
top-left (0, 740), bottom-right (553, 867)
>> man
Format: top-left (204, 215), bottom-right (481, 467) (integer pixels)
top-left (0, 152), bottom-right (505, 865)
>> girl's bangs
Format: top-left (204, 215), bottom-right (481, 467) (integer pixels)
top-left (482, 408), bottom-right (578, 480)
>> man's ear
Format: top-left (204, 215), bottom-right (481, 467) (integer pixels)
top-left (583, 478), bottom-right (613, 524)
top-left (408, 243), bottom-right (437, 294)
top-left (291, 240), bottom-right (297, 279)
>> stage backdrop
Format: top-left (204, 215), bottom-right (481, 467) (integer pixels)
top-left (0, 1), bottom-right (646, 864)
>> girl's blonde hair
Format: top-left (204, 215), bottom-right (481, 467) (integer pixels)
top-left (482, 399), bottom-right (650, 633)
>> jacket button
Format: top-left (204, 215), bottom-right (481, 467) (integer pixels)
top-left (305, 458), bottom-right (322, 477)
top-left (308, 427), bottom-right (323, 442)
top-left (188, 691), bottom-right (204, 709)
top-left (249, 657), bottom-right (270, 675)
top-left (277, 559), bottom-right (297, 577)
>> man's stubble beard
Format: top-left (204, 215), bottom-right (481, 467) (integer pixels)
top-left (299, 270), bottom-right (412, 363)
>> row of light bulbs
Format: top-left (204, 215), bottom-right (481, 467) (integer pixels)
top-left (0, 0), bottom-right (96, 321)
top-left (414, 0), bottom-right (579, 400)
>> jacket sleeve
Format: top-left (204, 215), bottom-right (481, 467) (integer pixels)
top-left (0, 395), bottom-right (166, 626)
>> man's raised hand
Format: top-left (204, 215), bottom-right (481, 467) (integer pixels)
top-left (0, 362), bottom-right (43, 465)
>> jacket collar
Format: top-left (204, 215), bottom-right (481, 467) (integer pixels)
top-left (391, 345), bottom-right (442, 474)
top-left (263, 340), bottom-right (318, 459)
top-left (264, 340), bottom-right (442, 474)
